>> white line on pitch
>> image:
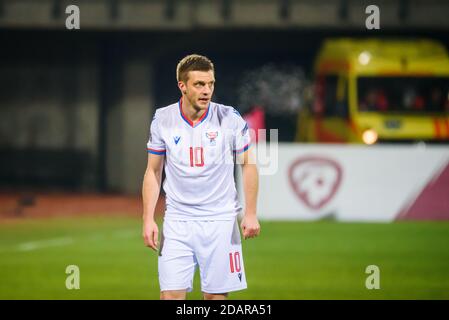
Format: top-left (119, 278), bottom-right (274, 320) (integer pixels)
top-left (16, 237), bottom-right (74, 252)
top-left (0, 227), bottom-right (137, 253)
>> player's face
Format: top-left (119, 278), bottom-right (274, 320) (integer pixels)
top-left (180, 70), bottom-right (215, 110)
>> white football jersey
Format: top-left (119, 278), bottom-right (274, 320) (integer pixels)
top-left (147, 99), bottom-right (251, 220)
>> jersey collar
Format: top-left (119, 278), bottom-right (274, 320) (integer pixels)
top-left (179, 98), bottom-right (210, 128)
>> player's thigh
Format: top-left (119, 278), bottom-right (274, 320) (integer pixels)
top-left (158, 220), bottom-right (196, 292)
top-left (196, 219), bottom-right (247, 293)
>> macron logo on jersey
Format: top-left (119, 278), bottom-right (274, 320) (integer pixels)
top-left (174, 136), bottom-right (181, 145)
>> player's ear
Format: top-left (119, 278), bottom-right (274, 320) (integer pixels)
top-left (178, 81), bottom-right (187, 95)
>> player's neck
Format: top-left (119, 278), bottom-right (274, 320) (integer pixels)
top-left (181, 96), bottom-right (207, 123)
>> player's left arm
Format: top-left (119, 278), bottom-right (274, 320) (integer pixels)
top-left (239, 148), bottom-right (261, 240)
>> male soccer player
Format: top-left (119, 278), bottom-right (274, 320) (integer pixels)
top-left (142, 54), bottom-right (260, 300)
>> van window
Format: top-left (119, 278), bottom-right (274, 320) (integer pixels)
top-left (314, 75), bottom-right (348, 118)
top-left (357, 76), bottom-right (449, 114)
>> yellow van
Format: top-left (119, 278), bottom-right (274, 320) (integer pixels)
top-left (296, 38), bottom-right (449, 144)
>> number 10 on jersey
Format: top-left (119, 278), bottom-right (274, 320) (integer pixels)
top-left (189, 147), bottom-right (204, 167)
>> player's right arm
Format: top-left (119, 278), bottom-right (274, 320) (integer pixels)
top-left (142, 110), bottom-right (166, 251)
top-left (142, 153), bottom-right (164, 251)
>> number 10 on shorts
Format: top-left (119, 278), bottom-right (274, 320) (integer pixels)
top-left (229, 251), bottom-right (241, 273)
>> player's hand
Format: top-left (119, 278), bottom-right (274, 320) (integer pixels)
top-left (142, 220), bottom-right (159, 251)
top-left (241, 214), bottom-right (260, 240)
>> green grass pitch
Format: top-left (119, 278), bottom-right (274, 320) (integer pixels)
top-left (0, 216), bottom-right (448, 299)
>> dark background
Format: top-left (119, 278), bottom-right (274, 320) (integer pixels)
top-left (1, 0), bottom-right (448, 193)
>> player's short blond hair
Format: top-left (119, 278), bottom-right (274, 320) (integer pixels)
top-left (176, 54), bottom-right (214, 83)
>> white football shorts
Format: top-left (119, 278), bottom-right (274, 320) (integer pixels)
top-left (158, 218), bottom-right (247, 294)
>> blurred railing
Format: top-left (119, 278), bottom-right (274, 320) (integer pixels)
top-left (0, 0), bottom-right (448, 30)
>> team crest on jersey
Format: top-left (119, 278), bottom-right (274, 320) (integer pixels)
top-left (206, 131), bottom-right (218, 146)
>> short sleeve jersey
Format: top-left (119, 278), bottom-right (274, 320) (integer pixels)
top-left (147, 99), bottom-right (251, 220)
